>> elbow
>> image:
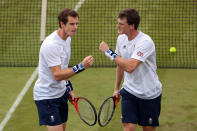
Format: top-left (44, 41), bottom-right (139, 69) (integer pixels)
top-left (53, 72), bottom-right (62, 81)
top-left (126, 69), bottom-right (134, 73)
top-left (125, 66), bottom-right (135, 73)
top-left (54, 76), bottom-right (61, 81)
top-left (54, 74), bottom-right (69, 81)
top-left (120, 59), bottom-right (140, 73)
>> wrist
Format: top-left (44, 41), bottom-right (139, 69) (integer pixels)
top-left (114, 88), bottom-right (119, 92)
top-left (105, 49), bottom-right (117, 61)
top-left (66, 80), bottom-right (73, 92)
top-left (72, 62), bottom-right (85, 74)
top-left (114, 86), bottom-right (120, 91)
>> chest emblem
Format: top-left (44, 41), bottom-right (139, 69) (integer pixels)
top-left (123, 45), bottom-right (127, 49)
top-left (137, 51), bottom-right (143, 57)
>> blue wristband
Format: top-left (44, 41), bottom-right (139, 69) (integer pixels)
top-left (66, 80), bottom-right (73, 92)
top-left (72, 62), bottom-right (85, 74)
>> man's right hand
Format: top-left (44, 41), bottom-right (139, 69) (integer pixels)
top-left (82, 56), bottom-right (94, 68)
top-left (113, 88), bottom-right (120, 102)
top-left (99, 41), bottom-right (109, 53)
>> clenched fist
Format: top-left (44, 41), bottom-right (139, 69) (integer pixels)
top-left (82, 56), bottom-right (94, 68)
top-left (99, 41), bottom-right (109, 53)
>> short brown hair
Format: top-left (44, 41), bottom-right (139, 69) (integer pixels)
top-left (118, 8), bottom-right (140, 30)
top-left (58, 8), bottom-right (79, 28)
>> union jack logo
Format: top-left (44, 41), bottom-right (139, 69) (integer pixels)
top-left (137, 51), bottom-right (143, 57)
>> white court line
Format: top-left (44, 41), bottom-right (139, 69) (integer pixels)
top-left (0, 0), bottom-right (86, 131)
top-left (74, 0), bottom-right (86, 11)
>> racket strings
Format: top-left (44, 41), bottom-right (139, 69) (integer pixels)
top-left (78, 99), bottom-right (96, 124)
top-left (99, 98), bottom-right (114, 125)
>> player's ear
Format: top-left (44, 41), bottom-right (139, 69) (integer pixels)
top-left (60, 22), bottom-right (65, 28)
top-left (129, 24), bottom-right (135, 30)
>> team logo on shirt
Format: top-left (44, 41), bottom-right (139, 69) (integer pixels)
top-left (50, 115), bottom-right (55, 122)
top-left (137, 51), bottom-right (143, 57)
top-left (123, 45), bottom-right (126, 49)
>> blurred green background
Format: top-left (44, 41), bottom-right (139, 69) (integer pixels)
top-left (0, 0), bottom-right (196, 67)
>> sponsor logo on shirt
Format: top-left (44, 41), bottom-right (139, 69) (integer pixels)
top-left (137, 51), bottom-right (143, 57)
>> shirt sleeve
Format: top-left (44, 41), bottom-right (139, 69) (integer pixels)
top-left (131, 40), bottom-right (155, 62)
top-left (42, 44), bottom-right (61, 67)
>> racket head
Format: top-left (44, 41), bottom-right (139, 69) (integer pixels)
top-left (72, 97), bottom-right (97, 126)
top-left (98, 96), bottom-right (118, 127)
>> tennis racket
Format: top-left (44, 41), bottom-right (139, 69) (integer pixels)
top-left (71, 97), bottom-right (97, 126)
top-left (98, 96), bottom-right (119, 127)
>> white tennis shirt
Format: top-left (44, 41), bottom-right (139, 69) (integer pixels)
top-left (115, 31), bottom-right (162, 99)
top-left (34, 31), bottom-right (71, 100)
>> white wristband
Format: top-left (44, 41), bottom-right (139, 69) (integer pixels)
top-left (105, 49), bottom-right (117, 61)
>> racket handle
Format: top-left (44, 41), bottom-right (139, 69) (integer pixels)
top-left (113, 97), bottom-right (118, 107)
top-left (71, 100), bottom-right (80, 112)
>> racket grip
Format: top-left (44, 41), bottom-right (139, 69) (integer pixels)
top-left (71, 99), bottom-right (80, 112)
top-left (113, 97), bottom-right (118, 107)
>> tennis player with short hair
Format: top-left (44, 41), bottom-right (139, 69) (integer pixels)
top-left (34, 8), bottom-right (93, 131)
top-left (99, 8), bottom-right (162, 131)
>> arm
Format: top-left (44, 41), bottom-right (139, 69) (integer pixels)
top-left (50, 66), bottom-right (75, 81)
top-left (114, 56), bottom-right (141, 73)
top-left (113, 65), bottom-right (124, 99)
top-left (50, 55), bottom-right (94, 81)
top-left (99, 41), bottom-right (141, 73)
top-left (65, 80), bottom-right (76, 101)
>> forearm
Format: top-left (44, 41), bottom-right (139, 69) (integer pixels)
top-left (105, 49), bottom-right (139, 73)
top-left (52, 67), bottom-right (76, 81)
top-left (115, 65), bottom-right (124, 90)
top-left (114, 56), bottom-right (137, 73)
top-left (99, 42), bottom-right (140, 73)
top-left (51, 62), bottom-right (85, 81)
